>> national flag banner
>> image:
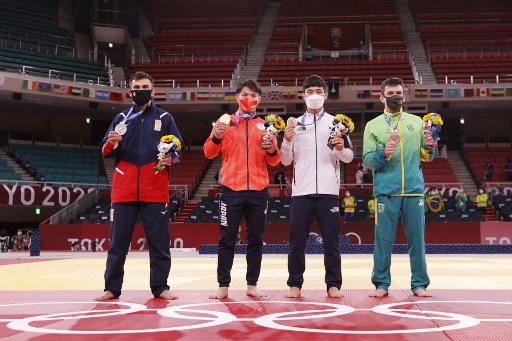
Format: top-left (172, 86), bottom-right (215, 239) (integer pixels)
top-left (110, 91), bottom-right (123, 102)
top-left (268, 90), bottom-right (282, 100)
top-left (224, 91), bottom-right (236, 100)
top-left (261, 91), bottom-right (267, 100)
top-left (297, 90), bottom-right (304, 99)
top-left (414, 89), bottom-right (428, 98)
top-left (96, 89), bottom-right (109, 100)
top-left (68, 86), bottom-right (81, 96)
top-left (490, 88), bottom-right (505, 97)
top-left (282, 90), bottom-right (296, 100)
top-left (210, 91), bottom-right (224, 100)
top-left (82, 88), bottom-right (93, 98)
top-left (462, 89), bottom-right (474, 97)
top-left (445, 88), bottom-right (459, 97)
top-left (182, 92), bottom-right (195, 101)
top-left (125, 92), bottom-right (133, 102)
top-left (371, 89), bottom-right (381, 98)
top-left (476, 88), bottom-right (490, 97)
top-left (357, 90), bottom-right (370, 98)
top-left (169, 91), bottom-right (182, 101)
top-left (429, 88), bottom-right (443, 98)
top-left (38, 81), bottom-right (52, 92)
top-left (0, 75), bottom-right (4, 87)
top-left (506, 88), bottom-right (512, 96)
top-left (196, 92), bottom-right (210, 100)
top-left (53, 84), bottom-right (68, 95)
top-left (153, 92), bottom-right (167, 101)
top-left (23, 80), bottom-right (37, 90)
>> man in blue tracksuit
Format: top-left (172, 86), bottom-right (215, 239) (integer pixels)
top-left (280, 75), bottom-right (354, 298)
top-left (95, 71), bottom-right (182, 301)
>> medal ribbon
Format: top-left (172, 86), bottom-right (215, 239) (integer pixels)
top-left (298, 110), bottom-right (326, 126)
top-left (383, 111), bottom-right (401, 134)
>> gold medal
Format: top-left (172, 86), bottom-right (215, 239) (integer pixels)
top-left (219, 114), bottom-right (231, 125)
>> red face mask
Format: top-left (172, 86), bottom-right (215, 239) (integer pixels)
top-left (239, 97), bottom-right (259, 112)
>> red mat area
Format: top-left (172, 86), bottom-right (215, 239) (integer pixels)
top-left (1, 290), bottom-right (511, 340)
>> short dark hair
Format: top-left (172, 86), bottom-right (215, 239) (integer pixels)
top-left (303, 75), bottom-right (327, 92)
top-left (236, 79), bottom-right (262, 95)
top-left (380, 77), bottom-right (403, 93)
top-left (129, 71), bottom-right (154, 86)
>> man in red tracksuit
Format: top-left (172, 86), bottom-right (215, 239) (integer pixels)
top-left (95, 71), bottom-right (182, 301)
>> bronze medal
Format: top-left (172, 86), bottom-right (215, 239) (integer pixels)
top-left (389, 131), bottom-right (401, 143)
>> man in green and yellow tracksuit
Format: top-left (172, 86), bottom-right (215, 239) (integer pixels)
top-left (363, 77), bottom-right (437, 298)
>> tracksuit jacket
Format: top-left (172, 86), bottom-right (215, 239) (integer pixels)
top-left (101, 103), bottom-right (182, 203)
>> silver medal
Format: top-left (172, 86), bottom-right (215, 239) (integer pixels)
top-left (115, 123), bottom-right (127, 135)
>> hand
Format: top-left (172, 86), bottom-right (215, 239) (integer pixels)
top-left (331, 136), bottom-right (344, 151)
top-left (425, 132), bottom-right (437, 149)
top-left (108, 131), bottom-right (123, 144)
top-left (260, 139), bottom-right (276, 154)
top-left (213, 122), bottom-right (228, 139)
top-left (160, 154), bottom-right (173, 166)
top-left (384, 141), bottom-right (396, 158)
top-left (284, 125), bottom-right (296, 142)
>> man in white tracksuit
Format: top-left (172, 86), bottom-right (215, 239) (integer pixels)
top-left (280, 75), bottom-right (354, 298)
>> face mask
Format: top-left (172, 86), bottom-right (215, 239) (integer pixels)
top-left (384, 95), bottom-right (403, 112)
top-left (131, 89), bottom-right (153, 106)
top-left (239, 97), bottom-right (259, 112)
top-left (305, 94), bottom-right (325, 110)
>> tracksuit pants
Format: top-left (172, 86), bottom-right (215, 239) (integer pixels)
top-left (287, 196), bottom-right (342, 291)
top-left (104, 202), bottom-right (171, 298)
top-left (371, 195), bottom-right (430, 293)
top-left (217, 187), bottom-right (268, 287)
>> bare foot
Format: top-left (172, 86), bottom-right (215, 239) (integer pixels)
top-left (369, 288), bottom-right (388, 297)
top-left (414, 288), bottom-right (432, 297)
top-left (285, 286), bottom-right (301, 298)
top-left (246, 285), bottom-right (267, 298)
top-left (209, 287), bottom-right (228, 299)
top-left (94, 291), bottom-right (116, 301)
top-left (159, 290), bottom-right (178, 300)
top-left (328, 287), bottom-right (344, 298)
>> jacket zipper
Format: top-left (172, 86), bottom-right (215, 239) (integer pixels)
top-left (137, 116), bottom-right (144, 200)
top-left (246, 119), bottom-right (249, 190)
top-left (314, 114), bottom-right (318, 194)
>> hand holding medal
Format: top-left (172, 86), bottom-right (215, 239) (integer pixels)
top-left (214, 113), bottom-right (230, 139)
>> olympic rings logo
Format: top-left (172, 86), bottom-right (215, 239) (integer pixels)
top-left (2, 300), bottom-right (512, 335)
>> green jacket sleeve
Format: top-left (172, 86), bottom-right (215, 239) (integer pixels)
top-left (362, 121), bottom-right (387, 171)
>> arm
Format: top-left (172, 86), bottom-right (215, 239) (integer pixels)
top-left (420, 126), bottom-right (436, 162)
top-left (265, 135), bottom-right (281, 166)
top-left (100, 114), bottom-right (123, 158)
top-left (362, 123), bottom-right (388, 171)
top-left (279, 138), bottom-right (294, 166)
top-left (203, 120), bottom-right (222, 159)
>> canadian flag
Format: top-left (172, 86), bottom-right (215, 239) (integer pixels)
top-left (476, 88), bottom-right (490, 97)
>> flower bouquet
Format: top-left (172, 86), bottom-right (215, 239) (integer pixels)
top-left (262, 114), bottom-right (285, 141)
top-left (154, 135), bottom-right (182, 174)
top-left (422, 113), bottom-right (443, 141)
top-left (327, 113), bottom-right (354, 150)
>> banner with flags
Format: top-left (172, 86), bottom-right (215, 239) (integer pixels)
top-left (282, 90), bottom-right (296, 100)
top-left (209, 91), bottom-right (224, 100)
top-left (224, 91), bottom-right (236, 100)
top-left (268, 90), bottom-right (282, 100)
top-left (81, 88), bottom-right (93, 98)
top-left (169, 91), bottom-right (182, 101)
top-left (38, 82), bottom-right (52, 92)
top-left (371, 89), bottom-right (381, 98)
top-left (414, 89), bottom-right (428, 98)
top-left (23, 80), bottom-right (38, 91)
top-left (96, 89), bottom-right (109, 100)
top-left (196, 92), bottom-right (210, 100)
top-left (476, 88), bottom-right (489, 97)
top-left (261, 91), bottom-right (267, 100)
top-left (125, 92), bottom-right (133, 102)
top-left (53, 84), bottom-right (68, 95)
top-left (462, 89), bottom-right (474, 97)
top-left (110, 91), bottom-right (123, 102)
top-left (490, 88), bottom-right (505, 97)
top-left (445, 88), bottom-right (459, 97)
top-left (507, 88), bottom-right (512, 96)
top-left (153, 92), bottom-right (167, 101)
top-left (429, 88), bottom-right (443, 98)
top-left (182, 92), bottom-right (195, 101)
top-left (357, 90), bottom-right (370, 98)
top-left (68, 86), bottom-right (81, 96)
top-left (297, 90), bottom-right (304, 99)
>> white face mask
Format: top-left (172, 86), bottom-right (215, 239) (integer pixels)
top-left (305, 94), bottom-right (325, 110)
